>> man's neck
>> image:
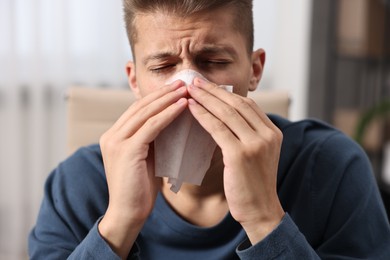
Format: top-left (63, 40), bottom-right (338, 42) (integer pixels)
top-left (161, 149), bottom-right (228, 227)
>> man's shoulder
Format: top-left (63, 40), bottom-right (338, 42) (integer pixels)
top-left (48, 144), bottom-right (106, 191)
top-left (37, 144), bottom-right (108, 239)
top-left (269, 114), bottom-right (339, 136)
top-left (269, 114), bottom-right (368, 173)
top-left (66, 144), bottom-right (103, 169)
top-left (269, 114), bottom-right (357, 150)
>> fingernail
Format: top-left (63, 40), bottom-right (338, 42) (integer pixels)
top-left (188, 98), bottom-right (197, 106)
top-left (176, 98), bottom-right (187, 105)
top-left (172, 79), bottom-right (185, 88)
top-left (188, 84), bottom-right (198, 90)
top-left (195, 77), bottom-right (206, 85)
top-left (176, 86), bottom-right (187, 93)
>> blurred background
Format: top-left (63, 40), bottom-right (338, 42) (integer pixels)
top-left (0, 0), bottom-right (389, 259)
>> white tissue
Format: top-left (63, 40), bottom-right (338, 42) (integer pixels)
top-left (154, 69), bottom-right (232, 193)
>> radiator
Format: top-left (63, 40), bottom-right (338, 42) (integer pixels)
top-left (0, 85), bottom-right (67, 259)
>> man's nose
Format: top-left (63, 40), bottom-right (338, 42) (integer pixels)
top-left (180, 59), bottom-right (199, 72)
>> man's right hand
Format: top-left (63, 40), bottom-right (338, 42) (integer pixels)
top-left (98, 80), bottom-right (188, 259)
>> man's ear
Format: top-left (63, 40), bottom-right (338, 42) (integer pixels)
top-left (126, 61), bottom-right (142, 99)
top-left (249, 48), bottom-right (266, 91)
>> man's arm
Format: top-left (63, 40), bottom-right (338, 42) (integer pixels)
top-left (237, 133), bottom-right (390, 259)
top-left (98, 80), bottom-right (188, 258)
top-left (29, 81), bottom-right (188, 259)
top-left (188, 78), bottom-right (390, 259)
top-left (28, 151), bottom-right (124, 260)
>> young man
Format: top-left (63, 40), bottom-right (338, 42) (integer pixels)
top-left (29, 0), bottom-right (390, 259)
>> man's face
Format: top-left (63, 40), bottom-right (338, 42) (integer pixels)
top-left (127, 6), bottom-right (263, 97)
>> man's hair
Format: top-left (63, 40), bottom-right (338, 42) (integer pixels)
top-left (123, 0), bottom-right (254, 57)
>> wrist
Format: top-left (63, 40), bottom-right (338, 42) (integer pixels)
top-left (98, 209), bottom-right (145, 259)
top-left (241, 209), bottom-right (285, 245)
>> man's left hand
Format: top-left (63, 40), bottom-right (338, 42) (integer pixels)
top-left (187, 77), bottom-right (285, 245)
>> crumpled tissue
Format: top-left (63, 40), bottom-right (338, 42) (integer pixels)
top-left (154, 69), bottom-right (232, 193)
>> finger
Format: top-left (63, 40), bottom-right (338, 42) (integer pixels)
top-left (129, 98), bottom-right (188, 145)
top-left (187, 98), bottom-right (239, 150)
top-left (241, 97), bottom-right (282, 133)
top-left (111, 83), bottom-right (188, 140)
top-left (192, 78), bottom-right (279, 135)
top-left (188, 84), bottom-right (256, 141)
top-left (111, 80), bottom-right (185, 132)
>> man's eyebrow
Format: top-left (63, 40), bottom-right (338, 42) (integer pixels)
top-left (142, 45), bottom-right (238, 65)
top-left (142, 52), bottom-right (176, 66)
top-left (194, 45), bottom-right (238, 58)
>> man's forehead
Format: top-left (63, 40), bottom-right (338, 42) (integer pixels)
top-left (131, 7), bottom-right (245, 62)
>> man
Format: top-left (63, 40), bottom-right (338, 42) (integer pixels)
top-left (29, 0), bottom-right (390, 259)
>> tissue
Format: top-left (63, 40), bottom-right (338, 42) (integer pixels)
top-left (154, 69), bottom-right (232, 193)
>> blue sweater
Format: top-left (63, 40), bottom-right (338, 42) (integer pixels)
top-left (28, 115), bottom-right (390, 259)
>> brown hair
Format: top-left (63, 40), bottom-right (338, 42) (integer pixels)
top-left (123, 0), bottom-right (254, 57)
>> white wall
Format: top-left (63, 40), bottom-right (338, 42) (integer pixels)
top-left (253, 0), bottom-right (312, 120)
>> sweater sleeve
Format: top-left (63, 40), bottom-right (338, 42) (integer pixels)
top-left (67, 218), bottom-right (141, 260)
top-left (29, 204), bottom-right (140, 260)
top-left (237, 132), bottom-right (390, 259)
top-left (28, 146), bottom-right (140, 259)
top-left (68, 219), bottom-right (122, 259)
top-left (236, 214), bottom-right (320, 259)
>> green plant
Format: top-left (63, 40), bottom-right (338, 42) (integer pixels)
top-left (354, 99), bottom-right (390, 145)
